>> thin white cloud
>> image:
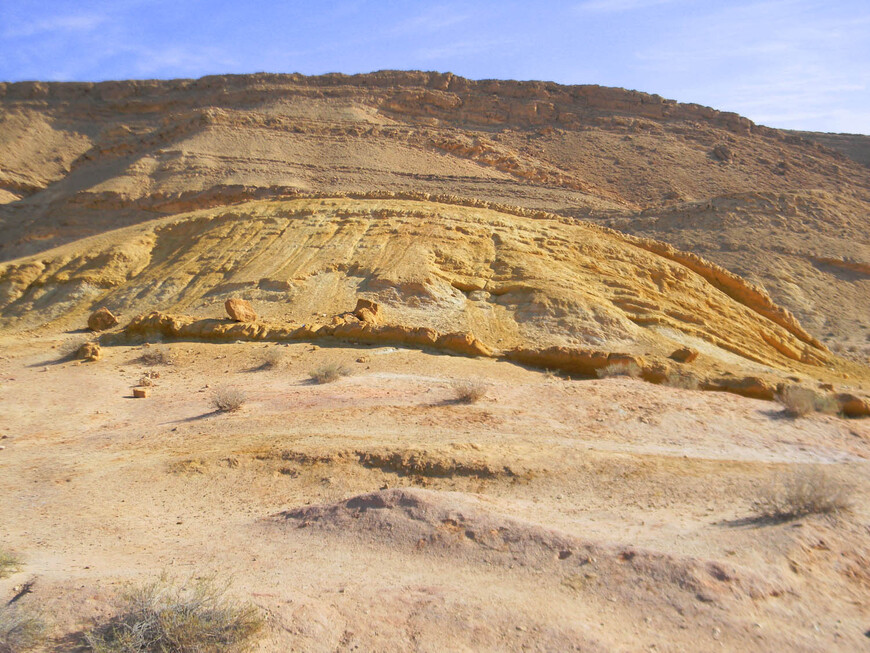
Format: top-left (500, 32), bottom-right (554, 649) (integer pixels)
top-left (628, 0), bottom-right (870, 131)
top-left (416, 38), bottom-right (511, 62)
top-left (574, 0), bottom-right (681, 13)
top-left (388, 5), bottom-right (475, 36)
top-left (3, 13), bottom-right (105, 39)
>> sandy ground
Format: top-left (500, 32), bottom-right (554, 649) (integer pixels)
top-left (1, 334), bottom-right (869, 651)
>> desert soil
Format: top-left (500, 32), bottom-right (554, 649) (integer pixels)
top-left (1, 333), bottom-right (868, 651)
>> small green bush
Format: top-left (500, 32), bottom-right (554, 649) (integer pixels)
top-left (85, 576), bottom-right (262, 653)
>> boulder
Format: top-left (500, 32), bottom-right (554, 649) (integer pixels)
top-left (353, 298), bottom-right (380, 324)
top-left (132, 387), bottom-right (150, 398)
top-left (669, 347), bottom-right (699, 363)
top-left (225, 298), bottom-right (257, 322)
top-left (711, 144), bottom-right (733, 162)
top-left (88, 307), bottom-right (118, 332)
top-left (75, 342), bottom-right (102, 361)
top-left (835, 393), bottom-right (870, 418)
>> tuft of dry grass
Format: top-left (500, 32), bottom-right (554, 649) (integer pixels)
top-left (211, 387), bottom-right (247, 413)
top-left (137, 347), bottom-right (174, 367)
top-left (596, 362), bottom-right (642, 379)
top-left (0, 604), bottom-right (47, 653)
top-left (309, 362), bottom-right (351, 384)
top-left (664, 370), bottom-right (700, 390)
top-left (776, 385), bottom-right (838, 417)
top-left (0, 550), bottom-right (20, 579)
top-left (753, 466), bottom-right (853, 520)
top-left (260, 348), bottom-right (284, 370)
top-left (84, 575), bottom-right (262, 653)
top-left (451, 380), bottom-right (488, 404)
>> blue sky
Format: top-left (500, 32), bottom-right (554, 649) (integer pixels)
top-left (1, 1), bottom-right (868, 133)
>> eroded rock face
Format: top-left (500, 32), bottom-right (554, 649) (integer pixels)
top-left (87, 307), bottom-right (118, 332)
top-left (75, 342), bottom-right (101, 361)
top-left (225, 298), bottom-right (257, 322)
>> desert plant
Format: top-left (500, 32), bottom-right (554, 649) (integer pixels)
top-left (211, 387), bottom-right (247, 413)
top-left (776, 385), bottom-right (838, 417)
top-left (137, 347), bottom-right (174, 367)
top-left (451, 380), bottom-right (488, 404)
top-left (308, 362), bottom-right (351, 384)
top-left (0, 549), bottom-right (19, 578)
top-left (596, 361), bottom-right (642, 379)
top-left (664, 370), bottom-right (700, 390)
top-left (753, 466), bottom-right (853, 520)
top-left (260, 348), bottom-right (284, 370)
top-left (0, 604), bottom-right (47, 653)
top-left (84, 575), bottom-right (262, 653)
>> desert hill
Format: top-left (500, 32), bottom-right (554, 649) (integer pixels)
top-left (2, 72), bottom-right (870, 651)
top-left (1, 195), bottom-right (851, 383)
top-left (0, 71), bottom-right (868, 357)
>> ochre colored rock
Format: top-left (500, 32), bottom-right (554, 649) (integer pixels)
top-left (88, 307), bottom-right (118, 332)
top-left (712, 144), bottom-right (733, 162)
top-left (132, 387), bottom-right (150, 398)
top-left (706, 376), bottom-right (776, 401)
top-left (75, 342), bottom-right (102, 361)
top-left (225, 298), bottom-right (257, 322)
top-left (353, 298), bottom-right (380, 324)
top-left (835, 393), bottom-right (870, 418)
top-left (670, 347), bottom-right (699, 363)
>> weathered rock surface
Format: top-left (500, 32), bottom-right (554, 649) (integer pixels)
top-left (87, 307), bottom-right (118, 332)
top-left (225, 298), bottom-right (257, 322)
top-left (4, 197), bottom-right (851, 382)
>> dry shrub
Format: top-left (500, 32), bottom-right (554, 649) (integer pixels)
top-left (138, 347), bottom-right (174, 367)
top-left (0, 550), bottom-right (19, 579)
top-left (84, 576), bottom-right (262, 653)
top-left (451, 380), bottom-right (488, 404)
top-left (596, 362), bottom-right (642, 379)
top-left (211, 387), bottom-right (247, 413)
top-left (309, 362), bottom-right (351, 384)
top-left (753, 466), bottom-right (853, 520)
top-left (0, 604), bottom-right (46, 653)
top-left (664, 370), bottom-right (700, 390)
top-left (777, 385), bottom-right (838, 417)
top-left (260, 348), bottom-right (284, 370)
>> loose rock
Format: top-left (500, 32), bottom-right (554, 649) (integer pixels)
top-left (225, 298), bottom-right (257, 322)
top-left (670, 347), bottom-right (699, 363)
top-left (353, 298), bottom-right (380, 324)
top-left (75, 342), bottom-right (102, 361)
top-left (88, 307), bottom-right (118, 332)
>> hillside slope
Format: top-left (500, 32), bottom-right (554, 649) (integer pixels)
top-left (0, 71), bottom-right (868, 357)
